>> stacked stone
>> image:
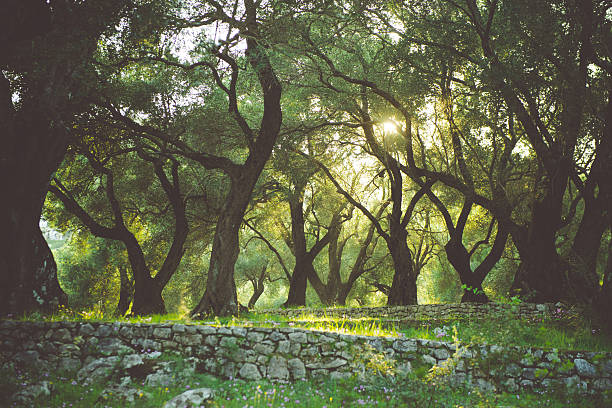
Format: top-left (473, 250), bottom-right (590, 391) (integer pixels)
top-left (260, 303), bottom-right (562, 322)
top-left (1, 320), bottom-right (611, 393)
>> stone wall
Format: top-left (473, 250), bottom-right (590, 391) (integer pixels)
top-left (1, 320), bottom-right (610, 394)
top-left (260, 302), bottom-right (566, 322)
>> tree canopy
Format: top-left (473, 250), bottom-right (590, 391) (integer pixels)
top-left (2, 0), bottom-right (610, 322)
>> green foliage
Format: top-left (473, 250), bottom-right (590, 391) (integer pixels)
top-left (33, 0), bottom-right (610, 319)
top-left (54, 234), bottom-right (124, 313)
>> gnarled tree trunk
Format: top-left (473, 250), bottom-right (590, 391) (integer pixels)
top-left (0, 121), bottom-right (69, 315)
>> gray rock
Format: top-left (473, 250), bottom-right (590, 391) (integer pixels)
top-left (100, 385), bottom-right (151, 403)
top-left (119, 326), bottom-right (133, 337)
top-left (422, 355), bottom-right (436, 366)
top-left (253, 343), bottom-right (275, 355)
top-left (322, 358), bottom-right (347, 369)
top-left (174, 334), bottom-right (202, 346)
top-left (393, 339), bottom-right (417, 353)
top-left (433, 348), bottom-right (450, 360)
top-left (277, 340), bottom-right (290, 354)
top-left (205, 335), bottom-right (219, 347)
top-left (267, 356), bottom-right (289, 380)
top-left (145, 371), bottom-right (175, 387)
top-left (77, 356), bottom-right (120, 382)
top-left (58, 343), bottom-right (80, 357)
top-left (396, 362), bottom-right (412, 376)
top-left (122, 354), bottom-right (144, 369)
top-left (523, 368), bottom-right (536, 380)
top-left (52, 328), bottom-right (72, 342)
top-left (144, 351), bottom-right (162, 360)
top-left (312, 368), bottom-right (329, 378)
top-left (152, 328), bottom-right (172, 339)
top-left (15, 351), bottom-right (42, 366)
top-left (269, 332), bottom-right (286, 342)
top-left (219, 336), bottom-right (237, 348)
top-left (98, 337), bottom-right (130, 355)
top-left (239, 363), bottom-right (262, 380)
top-left (288, 358), bottom-right (306, 380)
top-left (447, 372), bottom-right (467, 387)
top-left (507, 363), bottom-right (521, 377)
top-left (97, 325), bottom-right (112, 337)
top-left (232, 327), bottom-right (247, 337)
top-left (475, 378), bottom-right (496, 393)
top-left (290, 342), bottom-right (301, 355)
top-left (563, 375), bottom-right (581, 388)
top-left (173, 324), bottom-right (186, 333)
top-left (57, 358), bottom-right (81, 372)
top-left (489, 345), bottom-right (503, 354)
top-left (604, 359), bottom-right (612, 374)
top-left (197, 325), bottom-right (217, 335)
top-left (330, 371), bottom-right (352, 380)
top-left (247, 332), bottom-right (265, 343)
top-left (12, 381), bottom-right (52, 404)
top-left (574, 358), bottom-right (597, 378)
top-left (288, 332), bottom-right (308, 343)
top-left (503, 378), bottom-right (518, 393)
top-left (593, 378), bottom-right (612, 391)
top-left (222, 361), bottom-right (236, 378)
top-left (163, 388), bottom-right (214, 408)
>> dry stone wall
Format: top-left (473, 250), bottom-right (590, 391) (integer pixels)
top-left (1, 319), bottom-right (611, 394)
top-left (260, 302), bottom-right (565, 322)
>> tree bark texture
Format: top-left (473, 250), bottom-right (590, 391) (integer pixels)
top-left (115, 266), bottom-right (133, 317)
top-left (0, 119), bottom-right (69, 315)
top-left (387, 226), bottom-right (417, 305)
top-left (284, 193), bottom-right (310, 307)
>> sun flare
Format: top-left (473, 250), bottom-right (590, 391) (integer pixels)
top-left (381, 120), bottom-right (399, 134)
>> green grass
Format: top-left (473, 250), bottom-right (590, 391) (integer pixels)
top-left (4, 305), bottom-right (612, 406)
top-left (9, 305), bottom-right (612, 352)
top-left (403, 317), bottom-right (612, 352)
top-left (3, 361), bottom-right (610, 408)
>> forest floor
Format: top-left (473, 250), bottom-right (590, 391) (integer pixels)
top-left (2, 304), bottom-right (612, 407)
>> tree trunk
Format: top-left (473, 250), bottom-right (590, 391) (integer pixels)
top-left (596, 240), bottom-right (612, 332)
top-left (131, 278), bottom-right (165, 316)
top-left (248, 283), bottom-right (264, 309)
top-left (0, 129), bottom-right (68, 315)
top-left (285, 262), bottom-right (310, 307)
top-left (247, 264), bottom-right (267, 309)
top-left (123, 233), bottom-right (166, 315)
top-left (567, 195), bottom-right (608, 302)
top-left (445, 237), bottom-right (489, 303)
top-left (115, 266), bottom-right (133, 317)
top-left (284, 193), bottom-right (310, 307)
top-left (511, 190), bottom-right (571, 302)
top-left (191, 178), bottom-right (255, 317)
top-left (325, 220), bottom-right (343, 304)
top-left (387, 228), bottom-right (417, 305)
top-left (190, 2), bottom-right (282, 317)
top-left (567, 91), bottom-right (612, 303)
top-left (386, 165), bottom-right (417, 306)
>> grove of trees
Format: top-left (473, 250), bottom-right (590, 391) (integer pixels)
top-left (2, 0), bottom-right (610, 324)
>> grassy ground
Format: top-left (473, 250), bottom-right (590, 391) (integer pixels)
top-left (2, 361), bottom-right (611, 408)
top-left (14, 303), bottom-right (612, 352)
top-left (4, 304), bottom-right (612, 406)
